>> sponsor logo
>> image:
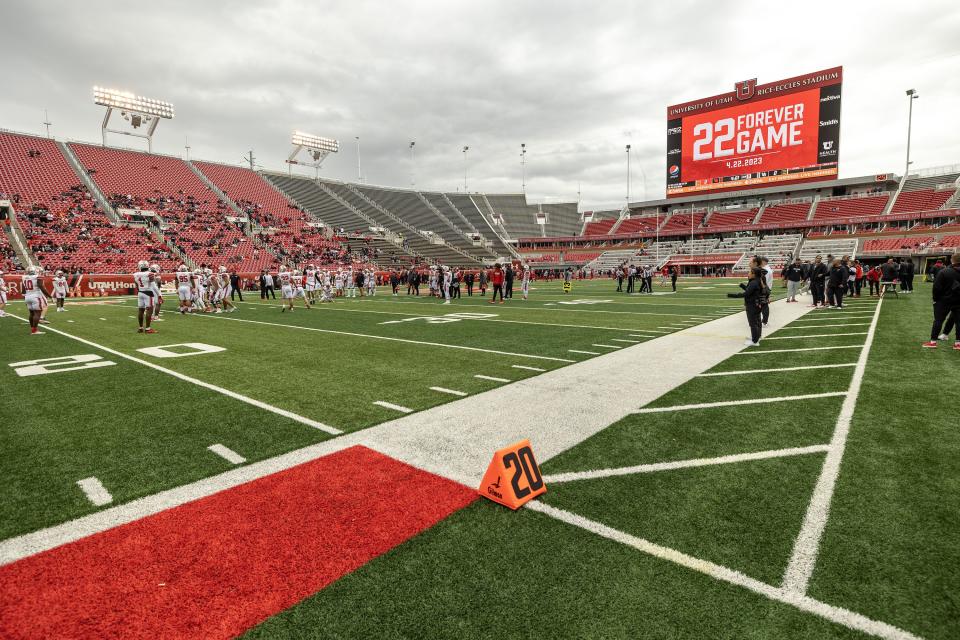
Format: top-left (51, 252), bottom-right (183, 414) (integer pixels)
top-left (822, 141), bottom-right (834, 151)
top-left (820, 94), bottom-right (841, 102)
top-left (87, 280), bottom-right (133, 291)
top-left (735, 78), bottom-right (757, 100)
top-left (668, 148), bottom-right (681, 156)
top-left (667, 126), bottom-right (682, 134)
top-left (668, 164), bottom-right (680, 178)
top-left (819, 119), bottom-right (839, 126)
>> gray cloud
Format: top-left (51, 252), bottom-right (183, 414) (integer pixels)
top-left (2, 0), bottom-right (958, 209)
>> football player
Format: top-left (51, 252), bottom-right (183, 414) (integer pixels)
top-left (0, 270), bottom-right (8, 318)
top-left (150, 264), bottom-right (164, 319)
top-left (133, 260), bottom-right (156, 333)
top-left (175, 265), bottom-right (193, 314)
top-left (52, 270), bottom-right (68, 312)
top-left (278, 265), bottom-right (295, 312)
top-left (22, 267), bottom-right (51, 334)
top-left (291, 268), bottom-right (311, 309)
top-left (218, 266), bottom-right (237, 313)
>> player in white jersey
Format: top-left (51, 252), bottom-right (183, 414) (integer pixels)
top-left (333, 270), bottom-right (343, 297)
top-left (366, 270), bottom-right (377, 296)
top-left (344, 267), bottom-right (356, 298)
top-left (175, 265), bottom-right (193, 313)
top-left (207, 268), bottom-right (224, 313)
top-left (191, 269), bottom-right (206, 312)
top-left (133, 260), bottom-right (157, 333)
top-left (52, 270), bottom-right (68, 312)
top-left (218, 266), bottom-right (237, 313)
top-left (22, 267), bottom-right (51, 334)
top-left (429, 267), bottom-right (438, 297)
top-left (320, 270), bottom-right (333, 302)
top-left (305, 265), bottom-right (318, 304)
top-left (441, 265), bottom-right (452, 304)
top-left (0, 270), bottom-right (8, 318)
top-left (278, 266), bottom-right (295, 312)
top-left (149, 264), bottom-right (164, 319)
top-left (291, 269), bottom-right (311, 309)
top-left (521, 264), bottom-right (531, 301)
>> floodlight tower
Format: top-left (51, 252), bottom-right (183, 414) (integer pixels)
top-left (93, 87), bottom-right (174, 153)
top-left (520, 143), bottom-right (527, 194)
top-left (286, 131), bottom-right (341, 179)
top-left (904, 89), bottom-right (919, 182)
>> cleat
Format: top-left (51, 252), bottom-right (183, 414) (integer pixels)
top-left (144, 328), bottom-right (157, 334)
top-left (954, 342), bottom-right (960, 351)
top-left (938, 334), bottom-right (949, 341)
top-left (921, 341), bottom-right (938, 348)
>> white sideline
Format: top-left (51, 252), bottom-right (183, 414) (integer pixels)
top-left (207, 444), bottom-right (246, 465)
top-left (542, 445), bottom-right (830, 483)
top-left (782, 298), bottom-right (884, 595)
top-left (430, 386), bottom-right (468, 397)
top-left (474, 375), bottom-right (510, 383)
top-left (734, 345), bottom-right (863, 355)
top-left (373, 400), bottom-right (413, 413)
top-left (633, 393), bottom-right (846, 414)
top-left (526, 502), bottom-right (922, 640)
top-left (4, 314), bottom-right (342, 435)
top-left (697, 363), bottom-right (857, 377)
top-left (76, 477), bottom-right (112, 507)
top-left (765, 332), bottom-right (867, 340)
top-left (195, 314), bottom-right (575, 363)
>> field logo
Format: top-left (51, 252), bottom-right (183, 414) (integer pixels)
top-left (9, 354), bottom-right (116, 377)
top-left (735, 77), bottom-right (757, 101)
top-left (479, 438), bottom-right (546, 510)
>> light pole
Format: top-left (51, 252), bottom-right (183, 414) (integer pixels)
top-left (462, 146), bottom-right (469, 192)
top-left (625, 144), bottom-right (632, 204)
top-left (43, 109), bottom-right (52, 138)
top-left (521, 143), bottom-right (527, 194)
top-left (409, 141), bottom-right (416, 186)
top-left (904, 89), bottom-right (919, 181)
top-left (355, 136), bottom-right (361, 182)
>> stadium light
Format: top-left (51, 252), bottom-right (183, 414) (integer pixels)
top-left (93, 86), bottom-right (174, 152)
top-left (463, 146), bottom-right (470, 192)
top-left (409, 141), bottom-right (416, 186)
top-left (625, 144), bottom-right (632, 204)
top-left (904, 89), bottom-right (919, 183)
top-left (521, 143), bottom-right (527, 194)
top-left (287, 130), bottom-right (341, 178)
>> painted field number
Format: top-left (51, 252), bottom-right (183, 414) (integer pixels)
top-left (10, 354), bottom-right (117, 377)
top-left (136, 343), bottom-right (226, 358)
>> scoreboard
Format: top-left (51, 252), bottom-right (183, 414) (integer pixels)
top-left (666, 67), bottom-right (842, 198)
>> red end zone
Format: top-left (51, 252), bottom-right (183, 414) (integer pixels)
top-left (0, 446), bottom-right (476, 639)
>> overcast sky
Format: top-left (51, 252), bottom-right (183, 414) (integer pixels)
top-left (2, 1), bottom-right (958, 209)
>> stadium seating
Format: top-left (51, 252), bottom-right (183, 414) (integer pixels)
top-left (812, 194), bottom-right (889, 221)
top-left (798, 238), bottom-right (858, 261)
top-left (758, 201), bottom-right (812, 225)
top-left (935, 234), bottom-right (960, 248)
top-left (1, 229), bottom-right (22, 272)
top-left (615, 215), bottom-right (660, 235)
top-left (861, 237), bottom-right (933, 253)
top-left (659, 212), bottom-right (705, 235)
top-left (583, 219), bottom-right (616, 236)
top-left (890, 188), bottom-right (954, 213)
top-left (704, 209), bottom-right (758, 229)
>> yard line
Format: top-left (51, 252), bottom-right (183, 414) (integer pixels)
top-left (195, 313), bottom-right (574, 363)
top-left (568, 349), bottom-right (600, 355)
top-left (633, 392), bottom-right (846, 414)
top-left (474, 374), bottom-right (510, 383)
top-left (628, 333), bottom-right (658, 338)
top-left (697, 363), bottom-right (857, 377)
top-left (429, 386), bottom-right (468, 397)
top-left (543, 444), bottom-right (831, 483)
top-left (783, 298), bottom-right (884, 595)
top-left (735, 345), bottom-right (863, 355)
top-left (778, 323), bottom-right (869, 329)
top-left (765, 332), bottom-right (867, 340)
top-left (526, 502), bottom-right (922, 640)
top-left (373, 400), bottom-right (413, 413)
top-left (611, 339), bottom-right (640, 343)
top-left (5, 313), bottom-right (342, 435)
top-left (207, 444), bottom-right (246, 465)
top-left (512, 364), bottom-right (546, 372)
top-left (76, 477), bottom-right (112, 507)
top-left (591, 344), bottom-right (621, 349)
top-left (792, 314), bottom-right (875, 321)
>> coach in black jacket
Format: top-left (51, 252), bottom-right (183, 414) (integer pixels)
top-left (827, 259), bottom-right (848, 308)
top-left (728, 268), bottom-right (769, 346)
top-left (810, 256), bottom-right (828, 307)
top-left (927, 253), bottom-right (960, 346)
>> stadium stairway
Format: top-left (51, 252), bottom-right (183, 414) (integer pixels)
top-left (58, 141), bottom-right (119, 223)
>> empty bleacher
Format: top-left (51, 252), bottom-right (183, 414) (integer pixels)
top-left (758, 201), bottom-right (812, 225)
top-left (704, 209), bottom-right (758, 229)
top-left (659, 211), bottom-right (705, 235)
top-left (798, 238), bottom-right (858, 262)
top-left (616, 215), bottom-right (660, 235)
top-left (583, 219), bottom-right (616, 236)
top-left (812, 194), bottom-right (889, 221)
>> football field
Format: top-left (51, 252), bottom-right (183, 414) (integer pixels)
top-left (0, 278), bottom-right (956, 639)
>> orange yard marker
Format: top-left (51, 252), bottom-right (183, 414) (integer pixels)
top-left (479, 439), bottom-right (546, 509)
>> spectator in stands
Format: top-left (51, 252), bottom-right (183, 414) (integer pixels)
top-left (729, 267), bottom-right (769, 347)
top-left (923, 253), bottom-right (960, 349)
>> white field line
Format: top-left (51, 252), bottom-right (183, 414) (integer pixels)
top-left (195, 314), bottom-right (575, 363)
top-left (527, 502), bottom-right (922, 640)
top-left (381, 298), bottom-right (733, 316)
top-left (778, 323), bottom-right (870, 329)
top-left (568, 349), bottom-right (600, 355)
top-left (658, 326), bottom-right (687, 330)
top-left (734, 345), bottom-right (863, 355)
top-left (633, 392), bottom-right (846, 414)
top-left (236, 301), bottom-right (649, 333)
top-left (207, 444), bottom-right (246, 465)
top-left (512, 364), bottom-right (545, 372)
top-left (76, 477), bottom-right (112, 506)
top-left (698, 363), bottom-right (857, 377)
top-left (791, 315), bottom-right (875, 322)
top-left (782, 298), bottom-right (884, 595)
top-left (629, 333), bottom-right (658, 338)
top-left (5, 313), bottom-right (342, 435)
top-left (591, 344), bottom-right (621, 349)
top-left (765, 333), bottom-right (868, 340)
top-left (542, 444), bottom-right (830, 483)
top-left (611, 339), bottom-right (640, 343)
top-left (474, 374), bottom-right (510, 383)
top-left (430, 386), bottom-right (467, 397)
top-left (373, 400), bottom-right (413, 413)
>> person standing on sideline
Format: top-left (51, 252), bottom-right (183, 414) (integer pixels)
top-left (644, 264), bottom-right (654, 294)
top-left (465, 270), bottom-right (474, 296)
top-left (390, 269), bottom-right (400, 296)
top-left (264, 270), bottom-right (276, 299)
top-left (627, 265), bottom-right (635, 293)
top-left (521, 264), bottom-right (531, 300)
top-left (616, 266), bottom-right (624, 292)
top-left (563, 266), bottom-right (573, 293)
top-left (809, 255), bottom-right (828, 308)
top-left (230, 270), bottom-right (243, 302)
top-left (827, 258), bottom-right (848, 309)
top-left (489, 263), bottom-right (505, 303)
top-left (903, 258), bottom-right (916, 293)
top-left (867, 264), bottom-right (881, 297)
top-left (923, 252), bottom-right (960, 349)
top-left (759, 257), bottom-right (773, 323)
top-left (670, 265), bottom-right (678, 292)
top-left (504, 263), bottom-right (515, 299)
top-left (728, 267), bottom-right (769, 347)
top-left (784, 258), bottom-right (803, 303)
top-left (479, 268), bottom-right (487, 296)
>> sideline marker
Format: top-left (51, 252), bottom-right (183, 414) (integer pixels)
top-left (479, 439), bottom-right (546, 510)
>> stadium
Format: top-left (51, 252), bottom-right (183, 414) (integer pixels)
top-left (0, 2), bottom-right (958, 639)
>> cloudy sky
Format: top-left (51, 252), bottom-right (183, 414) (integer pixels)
top-left (2, 1), bottom-right (958, 209)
